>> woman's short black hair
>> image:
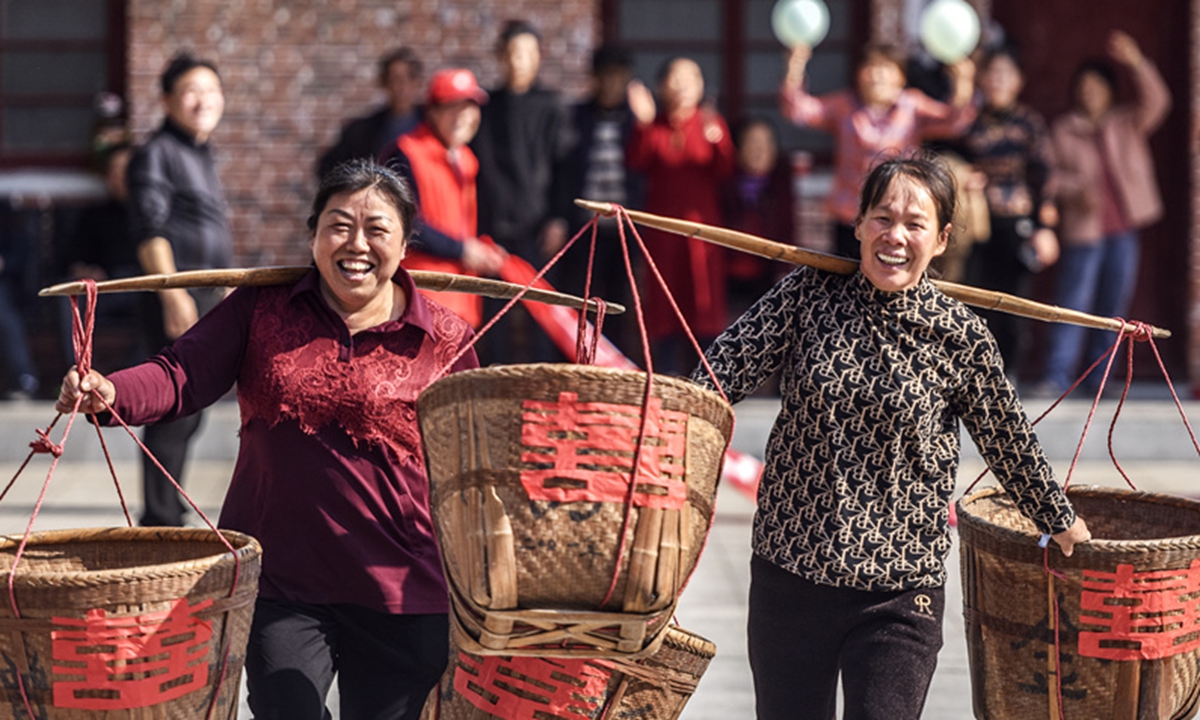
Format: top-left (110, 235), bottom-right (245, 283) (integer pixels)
top-left (592, 44), bottom-right (633, 75)
top-left (497, 19), bottom-right (541, 51)
top-left (732, 115), bottom-right (781, 149)
top-left (979, 44), bottom-right (1022, 73)
top-left (1071, 57), bottom-right (1118, 100)
top-left (857, 152), bottom-right (957, 237)
top-left (655, 55), bottom-right (704, 85)
top-left (378, 47), bottom-right (423, 85)
top-left (160, 52), bottom-right (220, 95)
top-left (307, 160), bottom-right (418, 241)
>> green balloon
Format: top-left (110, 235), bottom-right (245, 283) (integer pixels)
top-left (919, 0), bottom-right (981, 64)
top-left (771, 0), bottom-right (830, 48)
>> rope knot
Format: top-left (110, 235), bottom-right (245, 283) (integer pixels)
top-left (30, 428), bottom-right (63, 457)
top-left (1118, 318), bottom-right (1153, 342)
top-left (70, 279), bottom-right (99, 377)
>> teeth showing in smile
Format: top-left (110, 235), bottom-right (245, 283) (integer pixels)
top-left (338, 260), bottom-right (374, 275)
top-left (876, 253), bottom-right (908, 267)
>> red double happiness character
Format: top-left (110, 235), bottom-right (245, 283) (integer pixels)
top-left (51, 597), bottom-right (214, 709)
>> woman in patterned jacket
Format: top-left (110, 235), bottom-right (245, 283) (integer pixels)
top-left (692, 154), bottom-right (1090, 720)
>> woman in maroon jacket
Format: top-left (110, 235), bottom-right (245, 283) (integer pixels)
top-left (56, 160), bottom-right (478, 720)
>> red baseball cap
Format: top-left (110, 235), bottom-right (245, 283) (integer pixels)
top-left (426, 69), bottom-right (488, 106)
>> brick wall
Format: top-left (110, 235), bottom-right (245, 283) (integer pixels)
top-left (126, 0), bottom-right (598, 266)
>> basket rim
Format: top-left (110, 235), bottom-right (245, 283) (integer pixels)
top-left (956, 484), bottom-right (1200, 553)
top-left (0, 526), bottom-right (262, 584)
top-left (660, 624), bottom-right (716, 658)
top-left (418, 362), bottom-right (733, 422)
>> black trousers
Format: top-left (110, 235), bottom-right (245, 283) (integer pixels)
top-left (245, 598), bottom-right (449, 720)
top-left (748, 555), bottom-right (944, 720)
top-left (138, 287), bottom-right (224, 527)
top-left (139, 411), bottom-right (203, 526)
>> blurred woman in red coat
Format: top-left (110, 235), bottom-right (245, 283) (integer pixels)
top-left (627, 56), bottom-right (735, 374)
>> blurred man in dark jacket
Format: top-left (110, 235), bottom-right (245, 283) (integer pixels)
top-left (560, 44), bottom-right (643, 357)
top-left (471, 20), bottom-right (571, 362)
top-left (317, 48), bottom-right (423, 179)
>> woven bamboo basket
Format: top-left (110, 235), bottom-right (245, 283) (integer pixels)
top-left (0, 527), bottom-right (262, 719)
top-left (418, 364), bottom-right (733, 659)
top-left (958, 486), bottom-right (1200, 720)
top-left (419, 624), bottom-right (716, 720)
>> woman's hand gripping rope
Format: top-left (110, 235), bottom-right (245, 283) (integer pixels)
top-left (1047, 516), bottom-right (1092, 557)
top-left (56, 366), bottom-right (116, 416)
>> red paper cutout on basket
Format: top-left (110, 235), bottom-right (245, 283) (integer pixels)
top-left (454, 652), bottom-right (614, 720)
top-left (520, 391), bottom-right (689, 509)
top-left (51, 597), bottom-right (213, 709)
top-left (1078, 560), bottom-right (1200, 661)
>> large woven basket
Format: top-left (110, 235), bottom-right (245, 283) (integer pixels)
top-left (420, 624), bottom-right (716, 720)
top-left (418, 364), bottom-right (733, 658)
top-left (0, 527), bottom-right (261, 719)
top-left (958, 486), bottom-right (1200, 720)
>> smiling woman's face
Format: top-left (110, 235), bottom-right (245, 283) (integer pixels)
top-left (855, 175), bottom-right (949, 292)
top-left (310, 187), bottom-right (406, 316)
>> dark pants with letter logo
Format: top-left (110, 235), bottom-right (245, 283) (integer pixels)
top-left (748, 554), bottom-right (945, 720)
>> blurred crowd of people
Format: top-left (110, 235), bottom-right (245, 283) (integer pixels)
top-left (5, 20), bottom-right (1172, 395)
top-left (783, 28), bottom-right (1168, 395)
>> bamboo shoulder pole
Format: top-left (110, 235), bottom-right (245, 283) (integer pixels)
top-left (576, 199), bottom-right (1170, 339)
top-left (39, 267), bottom-right (624, 315)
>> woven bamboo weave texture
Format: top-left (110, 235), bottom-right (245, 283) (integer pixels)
top-left (0, 527), bottom-right (262, 719)
top-left (420, 623), bottom-right (716, 720)
top-left (958, 487), bottom-right (1200, 720)
top-left (418, 364), bottom-right (732, 658)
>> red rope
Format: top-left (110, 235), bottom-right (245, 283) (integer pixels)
top-left (575, 220), bottom-right (603, 365)
top-left (596, 209), bottom-right (654, 608)
top-left (431, 206), bottom-right (733, 623)
top-left (598, 206), bottom-right (731, 609)
top-left (612, 207), bottom-right (728, 402)
top-left (438, 221), bottom-right (600, 376)
top-left (1042, 545), bottom-right (1068, 720)
top-left (961, 330), bottom-right (1127, 497)
top-left (1, 280), bottom-right (240, 720)
top-left (1025, 318), bottom-right (1195, 719)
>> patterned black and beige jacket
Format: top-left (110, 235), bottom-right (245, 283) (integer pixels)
top-left (692, 267), bottom-right (1076, 592)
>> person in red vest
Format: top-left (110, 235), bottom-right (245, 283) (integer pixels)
top-left (384, 69), bottom-right (505, 327)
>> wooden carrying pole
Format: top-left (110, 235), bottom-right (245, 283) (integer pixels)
top-left (39, 267), bottom-right (625, 315)
top-left (575, 199), bottom-right (1171, 339)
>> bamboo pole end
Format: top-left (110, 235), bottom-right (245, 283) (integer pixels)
top-left (574, 198), bottom-right (617, 217)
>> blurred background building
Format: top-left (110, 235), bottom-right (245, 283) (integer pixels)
top-left (0, 0), bottom-right (1194, 391)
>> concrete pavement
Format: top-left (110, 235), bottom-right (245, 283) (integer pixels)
top-left (0, 389), bottom-right (1197, 718)
top-left (679, 388), bottom-right (1200, 720)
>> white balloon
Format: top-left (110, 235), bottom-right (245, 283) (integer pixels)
top-left (919, 0), bottom-right (981, 64)
top-left (771, 0), bottom-right (831, 48)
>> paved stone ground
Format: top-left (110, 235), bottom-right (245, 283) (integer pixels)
top-left (0, 388), bottom-right (1196, 719)
top-left (678, 390), bottom-right (1200, 719)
